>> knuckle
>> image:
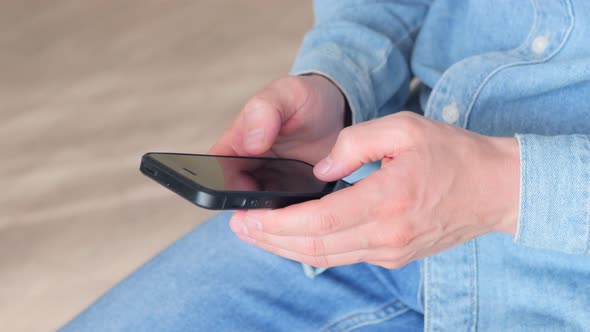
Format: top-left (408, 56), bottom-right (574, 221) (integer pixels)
top-left (372, 181), bottom-right (419, 217)
top-left (374, 227), bottom-right (414, 248)
top-left (375, 260), bottom-right (403, 270)
top-left (313, 213), bottom-right (341, 235)
top-left (244, 95), bottom-right (273, 113)
top-left (396, 110), bottom-right (420, 119)
top-left (275, 76), bottom-right (311, 104)
top-left (358, 236), bottom-right (370, 250)
top-left (334, 127), bottom-right (357, 155)
top-left (355, 250), bottom-right (368, 264)
top-left (302, 237), bottom-right (326, 257)
top-left (394, 111), bottom-right (421, 126)
top-left (392, 111), bottom-right (426, 144)
top-left (391, 192), bottom-right (418, 214)
top-left (308, 255), bottom-right (331, 268)
top-left (252, 231), bottom-right (267, 243)
top-left (373, 262), bottom-right (389, 269)
top-left (365, 193), bottom-right (413, 224)
top-left (367, 233), bottom-right (385, 248)
top-left (284, 75), bottom-right (308, 93)
top-left (337, 127), bottom-right (354, 145)
top-left (389, 227), bottom-right (414, 247)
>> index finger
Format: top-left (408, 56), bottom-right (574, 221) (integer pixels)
top-left (239, 182), bottom-right (373, 237)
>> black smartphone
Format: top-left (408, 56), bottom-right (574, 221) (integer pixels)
top-left (139, 152), bottom-right (351, 210)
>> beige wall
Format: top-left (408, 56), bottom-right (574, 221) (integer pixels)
top-left (0, 2), bottom-right (312, 331)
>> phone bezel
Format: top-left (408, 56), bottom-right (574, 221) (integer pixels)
top-left (140, 152), bottom-right (346, 210)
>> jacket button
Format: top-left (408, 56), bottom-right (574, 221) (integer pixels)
top-left (442, 102), bottom-right (460, 124)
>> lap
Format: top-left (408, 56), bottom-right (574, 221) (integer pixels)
top-left (61, 212), bottom-right (423, 332)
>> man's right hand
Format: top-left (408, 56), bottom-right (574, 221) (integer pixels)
top-left (210, 74), bottom-right (347, 165)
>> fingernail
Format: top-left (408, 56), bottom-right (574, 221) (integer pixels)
top-left (241, 224), bottom-right (249, 236)
top-left (316, 156), bottom-right (333, 175)
top-left (244, 128), bottom-right (264, 149)
top-left (245, 215), bottom-right (262, 231)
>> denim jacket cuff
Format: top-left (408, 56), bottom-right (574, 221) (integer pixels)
top-left (290, 49), bottom-right (377, 124)
top-left (515, 134), bottom-right (590, 255)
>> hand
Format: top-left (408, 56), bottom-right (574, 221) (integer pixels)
top-left (210, 75), bottom-right (346, 165)
top-left (229, 112), bottom-right (520, 269)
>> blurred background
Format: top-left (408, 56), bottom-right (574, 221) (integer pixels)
top-left (0, 1), bottom-right (312, 330)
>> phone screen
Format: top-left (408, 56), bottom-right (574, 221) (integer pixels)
top-left (148, 153), bottom-right (332, 194)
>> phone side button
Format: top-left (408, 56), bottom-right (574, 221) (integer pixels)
top-left (228, 197), bottom-right (247, 209)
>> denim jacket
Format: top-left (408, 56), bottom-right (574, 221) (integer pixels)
top-left (290, 0), bottom-right (590, 330)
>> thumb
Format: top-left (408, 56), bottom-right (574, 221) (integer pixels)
top-left (313, 116), bottom-right (409, 181)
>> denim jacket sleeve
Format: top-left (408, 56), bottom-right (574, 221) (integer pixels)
top-left (515, 134), bottom-right (590, 255)
top-left (290, 0), bottom-right (432, 124)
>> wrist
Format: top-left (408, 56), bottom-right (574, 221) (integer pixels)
top-left (488, 137), bottom-right (521, 236)
top-left (300, 73), bottom-right (349, 128)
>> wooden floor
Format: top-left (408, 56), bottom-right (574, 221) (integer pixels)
top-left (0, 2), bottom-right (312, 330)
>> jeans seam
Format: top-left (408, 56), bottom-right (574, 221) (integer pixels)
top-left (423, 258), bottom-right (431, 331)
top-left (320, 300), bottom-right (409, 332)
top-left (470, 240), bottom-right (478, 332)
top-left (417, 261), bottom-right (424, 311)
top-left (583, 135), bottom-right (590, 255)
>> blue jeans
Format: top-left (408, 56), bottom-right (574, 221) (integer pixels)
top-left (61, 163), bottom-right (424, 331)
top-left (61, 211), bottom-right (424, 331)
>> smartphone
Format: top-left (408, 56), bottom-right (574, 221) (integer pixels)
top-left (139, 152), bottom-right (351, 210)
